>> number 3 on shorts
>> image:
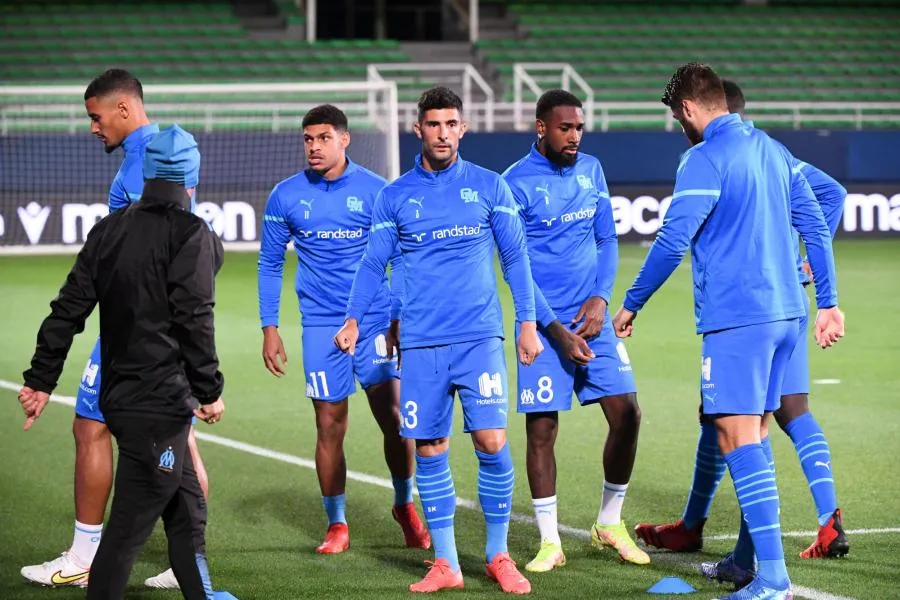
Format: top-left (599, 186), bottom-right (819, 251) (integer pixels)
top-left (404, 400), bottom-right (418, 429)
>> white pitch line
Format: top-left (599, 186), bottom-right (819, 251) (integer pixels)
top-left (706, 527), bottom-right (900, 541)
top-left (3, 380), bottom-right (883, 600)
top-left (813, 379), bottom-right (842, 385)
top-left (646, 552), bottom-right (857, 600)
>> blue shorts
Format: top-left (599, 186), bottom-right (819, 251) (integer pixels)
top-left (399, 337), bottom-right (508, 440)
top-left (75, 338), bottom-right (104, 423)
top-left (301, 325), bottom-right (398, 402)
top-left (516, 317), bottom-right (637, 413)
top-left (700, 318), bottom-right (801, 416)
top-left (76, 337), bottom-right (199, 426)
top-left (781, 293), bottom-right (810, 396)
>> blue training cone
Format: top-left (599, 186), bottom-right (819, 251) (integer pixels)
top-left (214, 592), bottom-right (239, 600)
top-left (647, 576), bottom-right (696, 594)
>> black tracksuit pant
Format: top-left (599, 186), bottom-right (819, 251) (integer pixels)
top-left (87, 415), bottom-right (212, 600)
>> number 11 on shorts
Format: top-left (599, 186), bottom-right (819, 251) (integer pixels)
top-left (308, 371), bottom-right (330, 398)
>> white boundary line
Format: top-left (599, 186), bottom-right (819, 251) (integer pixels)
top-left (5, 380), bottom-right (891, 600)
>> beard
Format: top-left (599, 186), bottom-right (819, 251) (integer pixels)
top-left (681, 120), bottom-right (704, 146)
top-left (544, 141), bottom-right (578, 168)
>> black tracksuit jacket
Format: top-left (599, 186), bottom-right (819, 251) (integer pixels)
top-left (23, 179), bottom-right (225, 420)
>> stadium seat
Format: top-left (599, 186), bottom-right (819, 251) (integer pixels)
top-left (1, 0), bottom-right (898, 130)
top-left (478, 0), bottom-right (900, 122)
top-left (0, 1), bottom-right (411, 87)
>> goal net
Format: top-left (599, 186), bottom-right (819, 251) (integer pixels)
top-left (0, 80), bottom-right (400, 252)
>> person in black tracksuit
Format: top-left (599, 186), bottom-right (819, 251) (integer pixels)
top-left (19, 125), bottom-right (225, 600)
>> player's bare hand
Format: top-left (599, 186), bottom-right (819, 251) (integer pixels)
top-left (334, 318), bottom-right (360, 355)
top-left (19, 385), bottom-right (50, 431)
top-left (612, 307), bottom-right (636, 338)
top-left (801, 260), bottom-right (814, 283)
top-left (194, 397), bottom-right (225, 425)
top-left (548, 321), bottom-right (594, 366)
top-left (572, 296), bottom-right (607, 339)
top-left (385, 319), bottom-right (402, 369)
top-left (517, 321), bottom-right (544, 366)
top-left (815, 306), bottom-right (845, 349)
top-left (262, 326), bottom-right (288, 377)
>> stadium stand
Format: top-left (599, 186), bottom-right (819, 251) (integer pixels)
top-left (477, 1), bottom-right (900, 104)
top-left (0, 2), bottom-right (408, 88)
top-left (1, 0), bottom-right (899, 130)
top-left (0, 1), bottom-right (414, 131)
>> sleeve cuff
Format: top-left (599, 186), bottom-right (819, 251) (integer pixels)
top-left (816, 294), bottom-right (838, 310)
top-left (592, 288), bottom-right (612, 304)
top-left (623, 291), bottom-right (643, 314)
top-left (24, 379), bottom-right (54, 395)
top-left (516, 310), bottom-right (537, 323)
top-left (536, 306), bottom-right (558, 329)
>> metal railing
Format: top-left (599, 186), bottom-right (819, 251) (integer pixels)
top-left (2, 68), bottom-right (899, 134)
top-left (367, 62), bottom-right (496, 131)
top-left (513, 63), bottom-right (595, 131)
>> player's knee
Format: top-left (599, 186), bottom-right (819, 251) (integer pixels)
top-left (316, 413), bottom-right (348, 441)
top-left (606, 393), bottom-right (641, 432)
top-left (525, 412), bottom-right (557, 448)
top-left (713, 415), bottom-right (761, 454)
top-left (774, 394), bottom-right (809, 430)
top-left (416, 438), bottom-right (450, 456)
top-left (472, 429), bottom-right (507, 454)
top-left (317, 419), bottom-right (347, 442)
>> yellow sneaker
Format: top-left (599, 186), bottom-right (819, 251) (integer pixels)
top-left (591, 521), bottom-right (650, 565)
top-left (525, 540), bottom-right (566, 573)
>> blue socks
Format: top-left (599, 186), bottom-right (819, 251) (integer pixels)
top-left (732, 436), bottom-right (775, 571)
top-left (322, 494), bottom-right (346, 525)
top-left (725, 441), bottom-right (789, 590)
top-left (322, 478), bottom-right (414, 524)
top-left (682, 422), bottom-right (727, 529)
top-left (476, 444), bottom-right (515, 563)
top-left (416, 451), bottom-right (459, 571)
top-left (392, 476), bottom-right (415, 507)
top-left (785, 412), bottom-right (838, 526)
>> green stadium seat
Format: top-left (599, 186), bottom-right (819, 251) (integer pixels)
top-left (478, 0), bottom-right (900, 112)
top-left (2, 0), bottom-right (897, 131)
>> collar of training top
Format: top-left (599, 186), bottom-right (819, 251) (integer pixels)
top-left (413, 153), bottom-right (465, 184)
top-left (141, 179), bottom-right (192, 210)
top-left (305, 157), bottom-right (358, 190)
top-left (703, 112), bottom-right (743, 140)
top-left (123, 123), bottom-right (161, 153)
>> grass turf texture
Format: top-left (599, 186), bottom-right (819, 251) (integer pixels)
top-left (0, 239), bottom-right (898, 599)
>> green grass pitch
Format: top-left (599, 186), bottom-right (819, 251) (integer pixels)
top-left (0, 239), bottom-right (898, 599)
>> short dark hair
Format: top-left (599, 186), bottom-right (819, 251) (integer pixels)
top-left (417, 86), bottom-right (463, 122)
top-left (301, 104), bottom-right (349, 131)
top-left (661, 62), bottom-right (726, 110)
top-left (84, 68), bottom-right (143, 102)
top-left (536, 89), bottom-right (583, 121)
top-left (722, 79), bottom-right (746, 114)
